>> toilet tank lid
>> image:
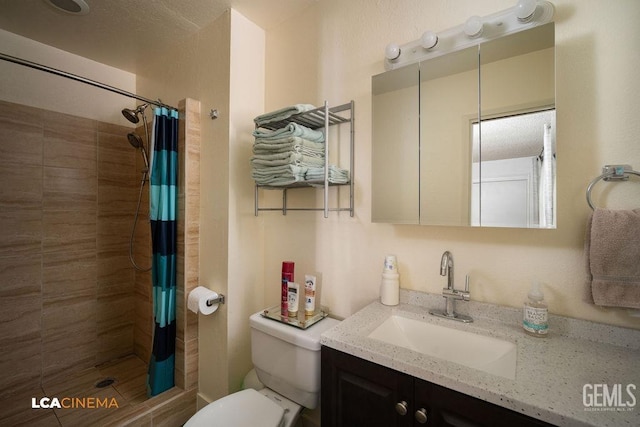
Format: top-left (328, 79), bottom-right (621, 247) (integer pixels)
top-left (250, 311), bottom-right (340, 351)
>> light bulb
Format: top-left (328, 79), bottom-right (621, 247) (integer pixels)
top-left (464, 16), bottom-right (484, 38)
top-left (516, 0), bottom-right (538, 22)
top-left (421, 31), bottom-right (438, 49)
top-left (385, 43), bottom-right (401, 61)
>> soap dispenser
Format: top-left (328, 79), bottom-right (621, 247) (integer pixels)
top-left (380, 255), bottom-right (400, 306)
top-left (523, 281), bottom-right (548, 337)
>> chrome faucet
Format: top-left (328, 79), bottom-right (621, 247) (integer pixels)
top-left (440, 250), bottom-right (454, 290)
top-left (429, 251), bottom-right (473, 323)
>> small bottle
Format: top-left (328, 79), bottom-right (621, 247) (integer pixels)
top-left (523, 281), bottom-right (548, 337)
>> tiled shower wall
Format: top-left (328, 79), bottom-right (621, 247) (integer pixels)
top-left (0, 99), bottom-right (141, 397)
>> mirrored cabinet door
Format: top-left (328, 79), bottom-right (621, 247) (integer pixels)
top-left (476, 23), bottom-right (555, 228)
top-left (420, 46), bottom-right (479, 226)
top-left (371, 63), bottom-right (420, 224)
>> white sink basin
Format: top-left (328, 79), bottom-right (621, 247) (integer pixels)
top-left (368, 315), bottom-right (516, 379)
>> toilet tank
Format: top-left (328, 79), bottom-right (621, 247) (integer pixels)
top-left (250, 311), bottom-right (340, 410)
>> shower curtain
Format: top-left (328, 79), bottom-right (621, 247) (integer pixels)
top-left (147, 107), bottom-right (179, 397)
top-left (537, 123), bottom-right (556, 228)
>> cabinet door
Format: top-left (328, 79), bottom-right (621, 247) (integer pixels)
top-left (322, 346), bottom-right (414, 427)
top-left (417, 379), bottom-right (555, 427)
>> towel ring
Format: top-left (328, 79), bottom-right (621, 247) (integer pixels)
top-left (586, 164), bottom-right (640, 210)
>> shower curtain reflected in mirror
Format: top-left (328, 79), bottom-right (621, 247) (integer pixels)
top-left (147, 107), bottom-right (179, 396)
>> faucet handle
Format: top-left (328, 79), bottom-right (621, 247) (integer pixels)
top-left (464, 275), bottom-right (470, 293)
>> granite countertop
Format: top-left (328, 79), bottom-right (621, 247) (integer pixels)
top-left (320, 290), bottom-right (640, 427)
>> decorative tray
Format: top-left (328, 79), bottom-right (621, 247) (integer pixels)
top-left (260, 305), bottom-right (329, 329)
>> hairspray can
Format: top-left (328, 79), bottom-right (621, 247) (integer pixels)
top-left (281, 262), bottom-right (294, 317)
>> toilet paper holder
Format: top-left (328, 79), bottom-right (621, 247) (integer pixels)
top-left (206, 294), bottom-right (226, 307)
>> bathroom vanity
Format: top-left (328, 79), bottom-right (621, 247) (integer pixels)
top-left (320, 291), bottom-right (640, 427)
top-left (322, 346), bottom-right (552, 426)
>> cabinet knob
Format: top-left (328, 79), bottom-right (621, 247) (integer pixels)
top-left (395, 400), bottom-right (408, 416)
top-left (415, 408), bottom-right (428, 424)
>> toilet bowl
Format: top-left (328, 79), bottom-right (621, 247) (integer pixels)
top-left (184, 310), bottom-right (340, 427)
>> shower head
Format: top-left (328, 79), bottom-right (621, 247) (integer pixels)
top-left (127, 132), bottom-right (149, 170)
top-left (127, 132), bottom-right (143, 149)
top-left (121, 103), bottom-right (148, 124)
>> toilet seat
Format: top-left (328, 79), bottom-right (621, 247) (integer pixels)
top-left (184, 388), bottom-right (285, 427)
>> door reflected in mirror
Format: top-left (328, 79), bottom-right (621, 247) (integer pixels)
top-left (478, 23), bottom-right (555, 228)
top-left (471, 109), bottom-right (556, 228)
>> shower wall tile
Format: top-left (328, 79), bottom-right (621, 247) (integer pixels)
top-left (0, 163), bottom-right (43, 210)
top-left (0, 209), bottom-right (42, 256)
top-left (98, 133), bottom-right (137, 182)
top-left (0, 254), bottom-right (43, 397)
top-left (0, 333), bottom-right (42, 398)
top-left (43, 166), bottom-right (97, 211)
top-left (134, 279), bottom-right (153, 363)
top-left (97, 250), bottom-right (133, 287)
top-left (96, 283), bottom-right (135, 364)
top-left (98, 184), bottom-right (137, 215)
top-left (42, 290), bottom-right (97, 382)
top-left (42, 209), bottom-right (97, 253)
top-left (0, 100), bottom-right (44, 166)
top-left (42, 250), bottom-right (96, 297)
top-left (43, 111), bottom-right (97, 170)
top-left (179, 98), bottom-right (200, 394)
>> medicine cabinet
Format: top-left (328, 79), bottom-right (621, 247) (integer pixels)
top-left (372, 23), bottom-right (555, 228)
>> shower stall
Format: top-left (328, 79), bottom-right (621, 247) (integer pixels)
top-left (0, 53), bottom-right (200, 426)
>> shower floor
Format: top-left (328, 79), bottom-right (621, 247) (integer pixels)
top-left (0, 355), bottom-right (178, 426)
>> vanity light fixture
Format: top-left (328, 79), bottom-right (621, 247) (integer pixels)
top-left (420, 31), bottom-right (439, 50)
top-left (384, 0), bottom-right (554, 70)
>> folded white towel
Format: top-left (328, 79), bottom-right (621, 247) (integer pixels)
top-left (251, 153), bottom-right (326, 168)
top-left (254, 105), bottom-right (316, 127)
top-left (253, 123), bottom-right (325, 144)
top-left (252, 165), bottom-right (307, 186)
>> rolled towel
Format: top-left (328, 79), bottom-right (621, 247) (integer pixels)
top-left (586, 208), bottom-right (640, 309)
top-left (254, 104), bottom-right (316, 127)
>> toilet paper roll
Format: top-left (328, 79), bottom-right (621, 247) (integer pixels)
top-left (188, 286), bottom-right (220, 315)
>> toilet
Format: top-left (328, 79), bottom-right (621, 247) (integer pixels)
top-left (185, 310), bottom-right (340, 427)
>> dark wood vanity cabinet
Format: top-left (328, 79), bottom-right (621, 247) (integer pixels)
top-left (321, 346), bottom-right (555, 427)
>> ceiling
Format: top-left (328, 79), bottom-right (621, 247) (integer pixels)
top-left (0, 0), bottom-right (317, 73)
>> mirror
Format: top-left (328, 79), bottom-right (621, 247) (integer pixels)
top-left (420, 46), bottom-right (479, 226)
top-left (372, 23), bottom-right (555, 228)
top-left (476, 24), bottom-right (555, 228)
top-left (371, 63), bottom-right (420, 224)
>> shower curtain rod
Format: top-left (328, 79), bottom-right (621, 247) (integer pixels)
top-left (0, 52), bottom-right (176, 110)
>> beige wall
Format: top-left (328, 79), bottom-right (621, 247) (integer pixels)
top-left (0, 29), bottom-right (135, 125)
top-left (228, 9), bottom-right (267, 394)
top-left (263, 0), bottom-right (640, 329)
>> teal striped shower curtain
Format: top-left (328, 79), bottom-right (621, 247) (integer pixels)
top-left (147, 107), bottom-right (179, 397)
